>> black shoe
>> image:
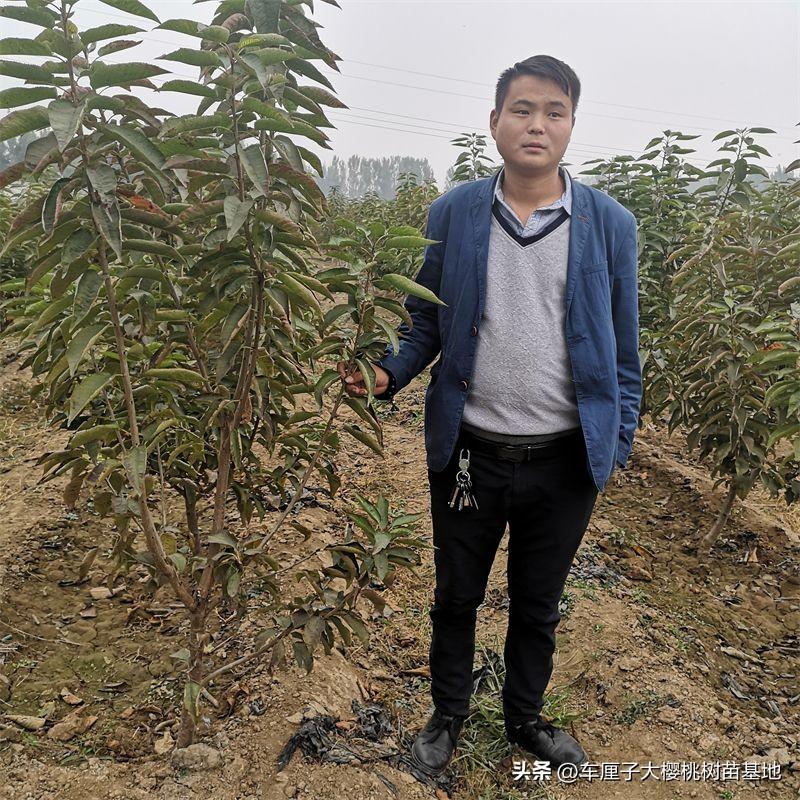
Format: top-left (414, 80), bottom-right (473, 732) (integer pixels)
top-left (410, 708), bottom-right (466, 776)
top-left (506, 716), bottom-right (588, 767)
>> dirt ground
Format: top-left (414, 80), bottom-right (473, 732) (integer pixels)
top-left (0, 350), bottom-right (798, 800)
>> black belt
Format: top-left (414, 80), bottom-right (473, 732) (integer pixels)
top-left (459, 427), bottom-right (583, 463)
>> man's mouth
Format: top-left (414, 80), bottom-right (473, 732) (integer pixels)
top-left (523, 144), bottom-right (546, 149)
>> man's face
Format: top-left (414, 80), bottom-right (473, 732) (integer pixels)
top-left (489, 74), bottom-right (574, 177)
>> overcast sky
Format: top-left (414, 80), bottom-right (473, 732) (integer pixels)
top-left (3, 1), bottom-right (798, 187)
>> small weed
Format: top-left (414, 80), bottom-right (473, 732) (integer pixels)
top-left (558, 590), bottom-right (576, 620)
top-left (613, 688), bottom-right (667, 726)
top-left (631, 588), bottom-right (649, 604)
top-left (20, 732), bottom-right (47, 749)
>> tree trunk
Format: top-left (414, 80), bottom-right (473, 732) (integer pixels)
top-left (177, 609), bottom-right (207, 748)
top-left (700, 482), bottom-right (738, 555)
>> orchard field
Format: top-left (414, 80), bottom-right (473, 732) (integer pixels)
top-left (0, 0), bottom-right (798, 798)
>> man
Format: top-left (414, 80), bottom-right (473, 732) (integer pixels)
top-left (337, 55), bottom-right (641, 775)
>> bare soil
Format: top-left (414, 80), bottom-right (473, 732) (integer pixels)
top-left (0, 351), bottom-right (797, 800)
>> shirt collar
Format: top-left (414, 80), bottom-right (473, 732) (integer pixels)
top-left (494, 164), bottom-right (573, 216)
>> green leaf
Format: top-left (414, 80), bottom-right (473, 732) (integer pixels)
top-left (240, 96), bottom-right (292, 123)
top-left (226, 569), bottom-right (241, 598)
top-left (0, 38), bottom-right (51, 56)
top-left (355, 358), bottom-right (375, 397)
top-left (90, 62), bottom-right (169, 90)
top-left (250, 46), bottom-right (296, 67)
top-left (101, 123), bottom-right (165, 170)
top-left (143, 368), bottom-right (205, 386)
top-left (303, 615), bottom-right (325, 652)
top-left (248, 0), bottom-right (281, 34)
top-left (48, 99), bottom-right (84, 152)
top-left (68, 372), bottom-right (114, 423)
top-left (28, 295), bottom-right (70, 332)
top-left (291, 638), bottom-right (313, 673)
top-left (379, 273), bottom-right (447, 307)
top-left (123, 445), bottom-right (147, 494)
top-left (0, 160), bottom-right (26, 190)
top-left (158, 48), bottom-right (222, 68)
top-left (66, 323), bottom-right (109, 376)
top-left (41, 177), bottom-right (72, 236)
top-left (285, 58), bottom-right (335, 91)
top-left (0, 60), bottom-right (54, 83)
top-left (158, 80), bottom-right (218, 98)
top-left (253, 115), bottom-right (328, 146)
top-left (123, 239), bottom-right (181, 259)
top-left (0, 106), bottom-right (50, 143)
top-left (62, 228), bottom-right (96, 265)
top-left (778, 276), bottom-right (800, 295)
top-left (70, 423), bottom-right (118, 448)
top-left (86, 164), bottom-right (116, 200)
top-left (95, 0), bottom-right (160, 23)
top-left (373, 315), bottom-right (400, 357)
top-left (345, 424), bottom-right (382, 454)
top-left (91, 200), bottom-right (123, 261)
top-left (314, 368), bottom-right (340, 409)
top-left (97, 39), bottom-right (143, 58)
top-left (373, 295), bottom-right (412, 328)
top-left (239, 143), bottom-right (269, 196)
top-left (183, 680), bottom-right (201, 719)
top-left (157, 19), bottom-right (230, 42)
top-left (275, 271), bottom-right (321, 314)
top-left (341, 611), bottom-right (369, 647)
top-left (207, 531), bottom-right (238, 547)
top-left (80, 23), bottom-right (144, 45)
top-left (384, 236), bottom-right (436, 249)
top-left (295, 84), bottom-right (347, 109)
top-left (224, 196), bottom-right (253, 241)
top-left (0, 87), bottom-right (56, 109)
top-left (159, 113), bottom-right (229, 138)
top-left (73, 270), bottom-right (102, 319)
top-left (0, 6), bottom-right (58, 28)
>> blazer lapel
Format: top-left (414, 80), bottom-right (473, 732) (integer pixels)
top-left (470, 170), bottom-right (501, 322)
top-left (565, 178), bottom-right (591, 317)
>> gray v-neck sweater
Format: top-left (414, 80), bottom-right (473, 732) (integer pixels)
top-left (460, 204), bottom-right (581, 435)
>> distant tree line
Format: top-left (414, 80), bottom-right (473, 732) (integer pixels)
top-left (316, 154), bottom-right (436, 199)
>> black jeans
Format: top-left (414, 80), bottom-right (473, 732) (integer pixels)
top-left (426, 425), bottom-right (598, 727)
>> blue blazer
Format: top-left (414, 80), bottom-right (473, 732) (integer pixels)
top-left (376, 169), bottom-right (642, 492)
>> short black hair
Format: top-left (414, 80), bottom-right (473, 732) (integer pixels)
top-left (495, 56), bottom-right (581, 119)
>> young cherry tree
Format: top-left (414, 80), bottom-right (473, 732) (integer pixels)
top-left (0, 0), bottom-right (436, 746)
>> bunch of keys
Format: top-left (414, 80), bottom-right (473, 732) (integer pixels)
top-left (448, 448), bottom-right (479, 511)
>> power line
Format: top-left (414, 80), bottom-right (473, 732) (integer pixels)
top-left (344, 58), bottom-right (800, 135)
top-left (322, 70), bottom-right (800, 144)
top-left (337, 106), bottom-right (712, 163)
top-left (139, 73), bottom-right (754, 167)
top-left (326, 112), bottom-right (653, 160)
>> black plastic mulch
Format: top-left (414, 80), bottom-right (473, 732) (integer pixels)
top-left (277, 698), bottom-right (460, 794)
top-left (276, 649), bottom-right (513, 795)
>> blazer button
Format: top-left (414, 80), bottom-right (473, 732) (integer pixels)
top-left (460, 380), bottom-right (469, 391)
top-left (471, 325), bottom-right (478, 336)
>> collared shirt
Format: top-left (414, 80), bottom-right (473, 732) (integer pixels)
top-left (493, 164), bottom-right (572, 237)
